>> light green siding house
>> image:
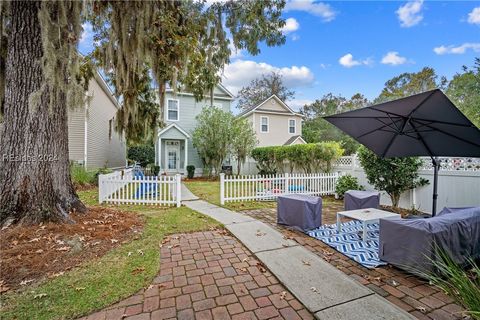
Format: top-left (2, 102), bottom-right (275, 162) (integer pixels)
top-left (155, 84), bottom-right (234, 176)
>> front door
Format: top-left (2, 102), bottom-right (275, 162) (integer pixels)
top-left (165, 140), bottom-right (180, 172)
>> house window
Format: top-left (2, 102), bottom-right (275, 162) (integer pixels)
top-left (260, 116), bottom-right (269, 133)
top-left (289, 119), bottom-right (296, 134)
top-left (167, 99), bottom-right (179, 121)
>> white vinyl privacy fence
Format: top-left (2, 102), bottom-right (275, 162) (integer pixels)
top-left (98, 169), bottom-right (181, 207)
top-left (220, 172), bottom-right (339, 205)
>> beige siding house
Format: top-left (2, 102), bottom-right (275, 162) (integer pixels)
top-left (239, 95), bottom-right (306, 147)
top-left (67, 72), bottom-right (127, 169)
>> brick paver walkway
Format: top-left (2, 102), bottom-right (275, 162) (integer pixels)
top-left (242, 199), bottom-right (466, 320)
top-left (81, 230), bottom-right (313, 320)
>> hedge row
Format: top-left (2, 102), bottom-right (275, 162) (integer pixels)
top-left (251, 141), bottom-right (344, 174)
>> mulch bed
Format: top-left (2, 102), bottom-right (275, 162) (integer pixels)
top-left (0, 207), bottom-right (144, 293)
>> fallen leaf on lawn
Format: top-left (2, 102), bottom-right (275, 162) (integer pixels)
top-left (302, 260), bottom-right (311, 266)
top-left (20, 279), bottom-right (35, 286)
top-left (34, 293), bottom-right (48, 299)
top-left (0, 280), bottom-right (10, 293)
top-left (111, 239), bottom-right (118, 244)
top-left (131, 267), bottom-right (145, 275)
top-left (127, 252), bottom-right (133, 257)
top-left (75, 287), bottom-right (86, 291)
top-left (91, 241), bottom-right (101, 246)
top-left (280, 291), bottom-right (287, 300)
top-left (137, 249), bottom-right (144, 255)
top-left (35, 249), bottom-right (44, 254)
top-left (56, 246), bottom-right (71, 251)
top-left (29, 238), bottom-right (40, 243)
top-left (56, 240), bottom-right (65, 245)
top-left (416, 306), bottom-right (427, 313)
top-left (50, 271), bottom-right (64, 278)
top-left (12, 240), bottom-right (18, 246)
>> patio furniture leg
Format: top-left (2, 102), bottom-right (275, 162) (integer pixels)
top-left (337, 213), bottom-right (342, 233)
top-left (363, 222), bottom-right (367, 242)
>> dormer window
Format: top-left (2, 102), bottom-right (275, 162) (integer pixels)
top-left (289, 119), bottom-right (296, 134)
top-left (167, 99), bottom-right (179, 121)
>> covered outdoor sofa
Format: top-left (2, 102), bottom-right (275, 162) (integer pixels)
top-left (378, 207), bottom-right (480, 275)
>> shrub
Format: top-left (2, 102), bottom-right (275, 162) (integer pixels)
top-left (146, 163), bottom-right (160, 176)
top-left (335, 174), bottom-right (364, 199)
top-left (127, 144), bottom-right (155, 167)
top-left (70, 164), bottom-right (96, 186)
top-left (251, 146), bottom-right (277, 175)
top-left (357, 145), bottom-right (428, 208)
top-left (251, 141), bottom-right (344, 174)
top-left (423, 251), bottom-right (480, 319)
top-left (186, 165), bottom-right (195, 179)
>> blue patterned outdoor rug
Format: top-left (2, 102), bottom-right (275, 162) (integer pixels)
top-left (306, 221), bottom-right (387, 269)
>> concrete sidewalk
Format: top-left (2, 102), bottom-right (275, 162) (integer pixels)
top-left (183, 190), bottom-right (415, 320)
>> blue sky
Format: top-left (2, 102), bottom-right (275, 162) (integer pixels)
top-left (79, 1), bottom-right (480, 110)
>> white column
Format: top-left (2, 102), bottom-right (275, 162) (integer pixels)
top-left (176, 174), bottom-right (182, 207)
top-left (220, 173), bottom-right (225, 205)
top-left (158, 138), bottom-right (162, 171)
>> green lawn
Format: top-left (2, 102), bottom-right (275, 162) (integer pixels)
top-left (1, 188), bottom-right (220, 320)
top-left (184, 180), bottom-right (277, 211)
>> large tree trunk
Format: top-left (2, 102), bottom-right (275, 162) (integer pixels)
top-left (0, 1), bottom-right (85, 225)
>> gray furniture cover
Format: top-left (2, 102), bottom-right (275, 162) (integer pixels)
top-left (379, 207), bottom-right (480, 275)
top-left (277, 194), bottom-right (322, 232)
top-left (344, 190), bottom-right (380, 211)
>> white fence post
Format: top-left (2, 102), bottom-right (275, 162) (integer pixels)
top-left (176, 174), bottom-right (182, 207)
top-left (220, 173), bottom-right (225, 205)
top-left (284, 173), bottom-right (289, 195)
top-left (98, 174), bottom-right (105, 204)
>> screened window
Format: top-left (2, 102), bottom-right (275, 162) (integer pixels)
top-left (261, 117), bottom-right (269, 133)
top-left (289, 119), bottom-right (296, 134)
top-left (167, 99), bottom-right (179, 121)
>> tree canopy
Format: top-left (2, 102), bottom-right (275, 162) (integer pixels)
top-left (374, 67), bottom-right (447, 103)
top-left (236, 71), bottom-right (295, 110)
top-left (300, 93), bottom-right (368, 155)
top-left (446, 58), bottom-right (480, 127)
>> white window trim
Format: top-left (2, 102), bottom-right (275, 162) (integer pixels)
top-left (166, 98), bottom-right (180, 122)
top-left (288, 118), bottom-right (296, 134)
top-left (260, 116), bottom-right (269, 133)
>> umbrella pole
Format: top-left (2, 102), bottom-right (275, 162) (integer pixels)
top-left (431, 157), bottom-right (439, 216)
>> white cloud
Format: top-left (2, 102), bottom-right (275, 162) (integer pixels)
top-left (285, 0), bottom-right (337, 22)
top-left (287, 99), bottom-right (313, 111)
top-left (228, 40), bottom-right (243, 60)
top-left (396, 0), bottom-right (424, 28)
top-left (381, 51), bottom-right (408, 66)
top-left (80, 22), bottom-right (93, 44)
top-left (433, 43), bottom-right (480, 55)
top-left (338, 53), bottom-right (372, 68)
top-left (222, 60), bottom-right (315, 94)
top-left (468, 7), bottom-right (480, 25)
top-left (281, 18), bottom-right (300, 34)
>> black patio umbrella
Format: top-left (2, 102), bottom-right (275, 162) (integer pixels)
top-left (324, 89), bottom-right (480, 215)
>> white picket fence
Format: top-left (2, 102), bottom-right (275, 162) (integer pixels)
top-left (220, 172), bottom-right (339, 205)
top-left (98, 169), bottom-right (181, 207)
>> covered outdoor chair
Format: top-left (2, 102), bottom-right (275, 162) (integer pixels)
top-left (344, 190), bottom-right (380, 211)
top-left (277, 194), bottom-right (322, 232)
top-left (379, 207), bottom-right (480, 275)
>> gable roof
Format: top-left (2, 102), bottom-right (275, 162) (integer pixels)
top-left (238, 94), bottom-right (303, 117)
top-left (165, 83), bottom-right (234, 100)
top-left (157, 123), bottom-right (191, 139)
top-left (284, 135), bottom-right (307, 145)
